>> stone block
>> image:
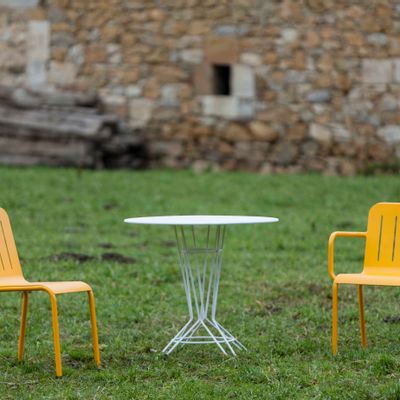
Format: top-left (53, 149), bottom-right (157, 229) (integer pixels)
top-left (129, 98), bottom-right (154, 128)
top-left (201, 96), bottom-right (239, 119)
top-left (377, 125), bottom-right (400, 144)
top-left (331, 124), bottom-right (352, 143)
top-left (307, 90), bottom-right (331, 103)
top-left (193, 63), bottom-right (213, 95)
top-left (160, 84), bottom-right (179, 107)
top-left (240, 53), bottom-right (262, 67)
top-left (280, 28), bottom-right (298, 43)
top-left (393, 59), bottom-right (400, 83)
top-left (214, 24), bottom-right (249, 37)
top-left (249, 121), bottom-right (277, 141)
top-left (180, 49), bottom-right (203, 64)
top-left (26, 20), bottom-right (49, 86)
top-left (232, 64), bottom-right (255, 99)
top-left (48, 61), bottom-right (77, 86)
top-left (204, 37), bottom-right (239, 64)
top-left (362, 59), bottom-right (392, 84)
top-left (0, 0), bottom-right (38, 6)
top-left (309, 123), bottom-right (332, 144)
top-left (367, 33), bottom-right (388, 46)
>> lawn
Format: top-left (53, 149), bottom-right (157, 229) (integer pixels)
top-left (0, 167), bottom-right (400, 399)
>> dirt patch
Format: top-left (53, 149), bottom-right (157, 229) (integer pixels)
top-left (383, 316), bottom-right (400, 324)
top-left (255, 300), bottom-right (282, 314)
top-left (101, 252), bottom-right (135, 264)
top-left (103, 203), bottom-right (118, 210)
top-left (98, 242), bottom-right (115, 249)
top-left (162, 240), bottom-right (176, 247)
top-left (50, 252), bottom-right (96, 263)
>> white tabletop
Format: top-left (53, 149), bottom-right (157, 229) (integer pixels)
top-left (124, 215), bottom-right (279, 226)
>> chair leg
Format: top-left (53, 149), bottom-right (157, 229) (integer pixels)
top-left (48, 292), bottom-right (62, 377)
top-left (357, 285), bottom-right (367, 348)
top-left (18, 291), bottom-right (29, 361)
top-left (88, 290), bottom-right (101, 366)
top-left (332, 282), bottom-right (338, 355)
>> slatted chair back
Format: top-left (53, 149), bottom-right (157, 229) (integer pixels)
top-left (364, 202), bottom-right (400, 275)
top-left (0, 208), bottom-right (24, 279)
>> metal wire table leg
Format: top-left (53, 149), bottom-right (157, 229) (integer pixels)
top-left (162, 225), bottom-right (245, 356)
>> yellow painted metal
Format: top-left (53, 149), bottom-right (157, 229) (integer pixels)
top-left (328, 202), bottom-right (400, 354)
top-left (0, 208), bottom-right (101, 377)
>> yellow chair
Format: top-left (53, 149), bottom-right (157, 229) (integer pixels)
top-left (329, 202), bottom-right (400, 355)
top-left (0, 208), bottom-right (100, 377)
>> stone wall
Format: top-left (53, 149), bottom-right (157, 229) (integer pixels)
top-left (1, 0), bottom-right (400, 174)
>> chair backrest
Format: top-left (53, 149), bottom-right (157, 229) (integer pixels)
top-left (0, 208), bottom-right (24, 279)
top-left (364, 202), bottom-right (400, 275)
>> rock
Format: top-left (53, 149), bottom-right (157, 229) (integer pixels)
top-left (240, 53), bottom-right (262, 67)
top-left (48, 61), bottom-right (76, 86)
top-left (67, 44), bottom-right (85, 66)
top-left (86, 46), bottom-right (107, 63)
top-left (224, 123), bottom-right (251, 141)
top-left (192, 159), bottom-right (211, 172)
top-left (309, 123), bottom-right (332, 144)
top-left (307, 90), bottom-right (331, 103)
top-left (160, 84), bottom-right (179, 107)
top-left (153, 65), bottom-right (188, 83)
top-left (232, 64), bottom-right (255, 99)
top-left (214, 24), bottom-right (249, 37)
top-left (179, 49), bottom-right (203, 64)
top-left (340, 160), bottom-right (357, 176)
top-left (125, 85), bottom-right (142, 98)
top-left (377, 125), bottom-right (400, 144)
top-left (249, 121), bottom-right (278, 141)
top-left (362, 59), bottom-right (392, 84)
top-left (280, 28), bottom-right (298, 43)
top-left (143, 79), bottom-right (161, 100)
top-left (10, 88), bottom-right (40, 109)
top-left (273, 141), bottom-right (298, 165)
top-left (331, 124), bottom-right (352, 143)
top-left (129, 99), bottom-right (154, 128)
top-left (367, 33), bottom-right (388, 46)
top-left (392, 59), bottom-right (400, 83)
top-left (259, 162), bottom-right (273, 174)
top-left (380, 94), bottom-right (398, 111)
top-left (301, 140), bottom-right (319, 157)
top-left (284, 70), bottom-right (307, 84)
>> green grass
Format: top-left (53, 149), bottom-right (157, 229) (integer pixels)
top-left (0, 167), bottom-right (400, 399)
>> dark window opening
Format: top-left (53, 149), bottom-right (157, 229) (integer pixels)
top-left (213, 64), bottom-right (231, 95)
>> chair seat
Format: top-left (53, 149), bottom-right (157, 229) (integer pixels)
top-left (0, 278), bottom-right (91, 294)
top-left (335, 273), bottom-right (400, 286)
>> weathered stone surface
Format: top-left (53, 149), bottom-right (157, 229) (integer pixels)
top-left (2, 0), bottom-right (400, 174)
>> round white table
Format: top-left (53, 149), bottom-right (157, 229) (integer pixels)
top-left (124, 215), bottom-right (279, 356)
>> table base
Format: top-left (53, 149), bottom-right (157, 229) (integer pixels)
top-left (162, 225), bottom-right (246, 356)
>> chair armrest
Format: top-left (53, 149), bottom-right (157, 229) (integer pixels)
top-left (328, 231), bottom-right (367, 280)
